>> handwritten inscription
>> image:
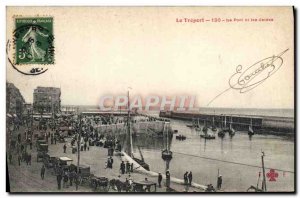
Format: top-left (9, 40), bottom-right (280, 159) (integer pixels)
top-left (207, 49), bottom-right (289, 106)
top-left (228, 49), bottom-right (289, 93)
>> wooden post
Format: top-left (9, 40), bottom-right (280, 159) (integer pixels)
top-left (261, 152), bottom-right (267, 192)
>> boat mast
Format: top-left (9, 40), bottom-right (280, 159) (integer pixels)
top-left (126, 90), bottom-right (133, 157)
top-left (166, 122), bottom-right (169, 152)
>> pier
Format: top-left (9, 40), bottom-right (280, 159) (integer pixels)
top-left (159, 111), bottom-right (294, 135)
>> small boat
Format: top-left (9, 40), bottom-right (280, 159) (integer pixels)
top-left (176, 135), bottom-right (186, 140)
top-left (211, 116), bottom-right (218, 132)
top-left (218, 130), bottom-right (225, 138)
top-left (195, 119), bottom-right (201, 131)
top-left (212, 126), bottom-right (217, 132)
top-left (162, 149), bottom-right (173, 160)
top-left (229, 129), bottom-right (235, 137)
top-left (221, 115), bottom-right (230, 132)
top-left (200, 134), bottom-right (216, 139)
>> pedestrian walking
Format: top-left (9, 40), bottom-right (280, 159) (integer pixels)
top-left (41, 165), bottom-right (45, 180)
top-left (158, 172), bottom-right (162, 188)
top-left (188, 171), bottom-right (193, 186)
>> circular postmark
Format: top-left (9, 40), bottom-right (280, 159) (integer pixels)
top-left (7, 17), bottom-right (54, 75)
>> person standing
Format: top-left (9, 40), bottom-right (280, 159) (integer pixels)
top-left (158, 172), bottom-right (163, 188)
top-left (109, 156), bottom-right (113, 168)
top-left (166, 170), bottom-right (170, 188)
top-left (63, 144), bottom-right (67, 153)
top-left (120, 161), bottom-right (125, 174)
top-left (57, 174), bottom-right (62, 190)
top-left (69, 170), bottom-right (74, 187)
top-left (184, 171), bottom-right (188, 185)
top-left (217, 175), bottom-right (222, 190)
top-left (188, 171), bottom-right (193, 186)
top-left (18, 154), bottom-right (21, 166)
top-left (41, 165), bottom-right (45, 180)
top-left (126, 161), bottom-right (130, 173)
top-left (26, 153), bottom-right (31, 165)
top-left (84, 142), bottom-right (87, 151)
top-left (63, 172), bottom-right (69, 188)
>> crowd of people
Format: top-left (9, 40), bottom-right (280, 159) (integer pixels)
top-left (7, 114), bottom-right (223, 192)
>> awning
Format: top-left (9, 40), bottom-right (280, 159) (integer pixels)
top-left (59, 157), bottom-right (73, 162)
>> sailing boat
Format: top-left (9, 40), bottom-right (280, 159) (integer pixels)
top-left (186, 118), bottom-right (194, 128)
top-left (202, 120), bottom-right (208, 133)
top-left (200, 120), bottom-right (215, 139)
top-left (248, 118), bottom-right (254, 136)
top-left (211, 116), bottom-right (217, 131)
top-left (229, 116), bottom-right (235, 136)
top-left (125, 90), bottom-right (150, 171)
top-left (162, 122), bottom-right (173, 160)
top-left (195, 118), bottom-right (201, 131)
top-left (218, 116), bottom-right (226, 138)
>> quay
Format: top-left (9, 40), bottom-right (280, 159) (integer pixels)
top-left (159, 111), bottom-right (294, 135)
top-left (7, 126), bottom-right (206, 192)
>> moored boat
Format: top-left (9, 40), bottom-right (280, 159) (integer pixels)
top-left (248, 119), bottom-right (254, 136)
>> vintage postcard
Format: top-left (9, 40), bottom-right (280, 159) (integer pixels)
top-left (6, 7), bottom-right (295, 193)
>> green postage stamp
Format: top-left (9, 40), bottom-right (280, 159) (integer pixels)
top-left (14, 17), bottom-right (54, 65)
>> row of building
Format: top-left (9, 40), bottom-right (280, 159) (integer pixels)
top-left (6, 82), bottom-right (61, 120)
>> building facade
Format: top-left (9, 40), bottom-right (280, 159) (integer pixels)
top-left (6, 82), bottom-right (25, 118)
top-left (33, 86), bottom-right (61, 114)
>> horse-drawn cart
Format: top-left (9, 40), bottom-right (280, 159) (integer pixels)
top-left (90, 176), bottom-right (109, 192)
top-left (132, 180), bottom-right (157, 192)
top-left (37, 143), bottom-right (48, 162)
top-left (43, 154), bottom-right (56, 168)
top-left (69, 164), bottom-right (91, 185)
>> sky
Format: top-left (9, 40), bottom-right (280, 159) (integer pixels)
top-left (6, 7), bottom-right (294, 109)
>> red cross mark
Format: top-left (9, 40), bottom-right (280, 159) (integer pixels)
top-left (266, 169), bottom-right (279, 182)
